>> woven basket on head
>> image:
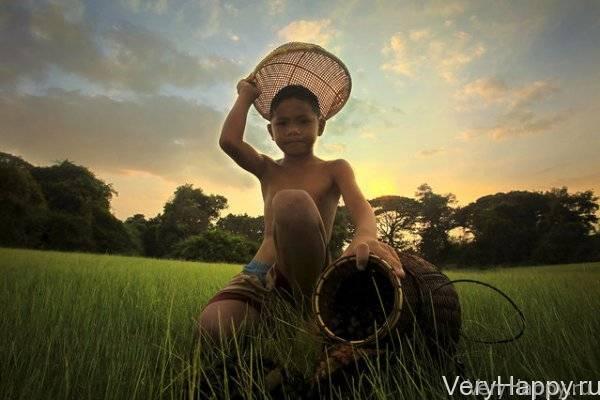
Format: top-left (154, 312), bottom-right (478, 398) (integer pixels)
top-left (249, 42), bottom-right (352, 121)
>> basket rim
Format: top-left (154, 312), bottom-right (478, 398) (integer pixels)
top-left (312, 253), bottom-right (403, 346)
top-left (249, 41), bottom-right (352, 121)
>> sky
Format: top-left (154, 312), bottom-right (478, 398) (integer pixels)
top-left (1, 0), bottom-right (599, 220)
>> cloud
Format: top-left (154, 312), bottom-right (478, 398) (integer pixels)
top-left (268, 0), bottom-right (285, 15)
top-left (457, 110), bottom-right (567, 141)
top-left (455, 77), bottom-right (563, 140)
top-left (121, 0), bottom-right (169, 14)
top-left (424, 1), bottom-right (466, 17)
top-left (0, 3), bottom-right (241, 91)
top-left (455, 78), bottom-right (559, 108)
top-left (326, 97), bottom-right (400, 136)
top-left (359, 131), bottom-right (376, 140)
top-left (510, 80), bottom-right (560, 108)
top-left (417, 148), bottom-right (445, 157)
top-left (381, 33), bottom-right (413, 77)
top-left (488, 109), bottom-right (567, 140)
top-left (428, 35), bottom-right (486, 82)
top-left (381, 28), bottom-right (485, 83)
top-left (455, 77), bottom-right (508, 104)
top-left (409, 29), bottom-right (431, 42)
top-left (0, 90), bottom-right (274, 189)
top-left (277, 19), bottom-right (336, 47)
top-left (49, 0), bottom-right (85, 22)
top-left (191, 0), bottom-right (222, 38)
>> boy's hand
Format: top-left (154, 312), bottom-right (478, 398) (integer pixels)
top-left (236, 76), bottom-right (261, 103)
top-left (341, 238), bottom-right (405, 279)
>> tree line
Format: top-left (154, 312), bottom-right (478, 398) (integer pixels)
top-left (1, 152), bottom-right (598, 267)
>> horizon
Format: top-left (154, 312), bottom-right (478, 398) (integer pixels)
top-left (1, 0), bottom-right (599, 220)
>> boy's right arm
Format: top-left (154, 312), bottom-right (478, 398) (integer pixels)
top-left (219, 78), bottom-right (267, 178)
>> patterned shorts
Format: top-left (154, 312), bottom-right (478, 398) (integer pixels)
top-left (205, 253), bottom-right (332, 312)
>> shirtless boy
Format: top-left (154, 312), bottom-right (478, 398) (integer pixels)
top-left (198, 77), bottom-right (405, 340)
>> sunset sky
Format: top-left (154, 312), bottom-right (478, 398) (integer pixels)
top-left (1, 0), bottom-right (599, 220)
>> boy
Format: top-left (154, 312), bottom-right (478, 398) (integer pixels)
top-left (198, 78), bottom-right (404, 340)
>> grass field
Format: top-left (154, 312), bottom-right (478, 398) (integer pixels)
top-left (1, 247), bottom-right (599, 399)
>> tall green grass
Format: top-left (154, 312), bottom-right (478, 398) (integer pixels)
top-left (1, 248), bottom-right (599, 399)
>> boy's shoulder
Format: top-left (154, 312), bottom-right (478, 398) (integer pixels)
top-left (328, 158), bottom-right (355, 176)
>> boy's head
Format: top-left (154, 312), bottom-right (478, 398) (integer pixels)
top-left (269, 85), bottom-right (321, 120)
top-left (267, 85), bottom-right (326, 154)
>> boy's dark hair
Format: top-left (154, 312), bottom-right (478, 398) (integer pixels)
top-left (269, 85), bottom-right (321, 119)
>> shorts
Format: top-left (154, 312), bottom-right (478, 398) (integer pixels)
top-left (205, 252), bottom-right (332, 312)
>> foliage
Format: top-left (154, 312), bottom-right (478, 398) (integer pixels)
top-left (329, 206), bottom-right (354, 259)
top-left (216, 213), bottom-right (264, 243)
top-left (123, 214), bottom-right (147, 255)
top-left (0, 155), bottom-right (47, 247)
top-left (31, 160), bottom-right (115, 215)
top-left (169, 228), bottom-right (259, 263)
top-left (2, 152), bottom-right (599, 267)
top-left (92, 209), bottom-right (138, 254)
top-left (455, 188), bottom-right (599, 266)
top-left (455, 191), bottom-right (547, 265)
top-left (155, 184), bottom-right (228, 257)
top-left (414, 184), bottom-right (458, 263)
top-left (369, 195), bottom-right (419, 251)
top-left (0, 154), bottom-right (138, 254)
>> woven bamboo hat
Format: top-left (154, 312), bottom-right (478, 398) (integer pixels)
top-left (249, 42), bottom-right (352, 121)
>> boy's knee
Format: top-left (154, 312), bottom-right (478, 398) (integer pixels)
top-left (196, 300), bottom-right (258, 342)
top-left (272, 189), bottom-right (319, 225)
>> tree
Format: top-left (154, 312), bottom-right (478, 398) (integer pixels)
top-left (155, 184), bottom-right (228, 256)
top-left (31, 160), bottom-right (115, 215)
top-left (30, 160), bottom-right (135, 253)
top-left (92, 208), bottom-right (137, 254)
top-left (124, 214), bottom-right (148, 255)
top-left (369, 195), bottom-right (420, 251)
top-left (415, 184), bottom-right (457, 263)
top-left (216, 213), bottom-right (264, 244)
top-left (532, 188), bottom-right (599, 263)
top-left (456, 191), bottom-right (547, 265)
top-left (329, 205), bottom-right (354, 259)
top-left (140, 215), bottom-right (163, 257)
top-left (456, 188), bottom-right (599, 265)
top-left (0, 154), bottom-right (47, 247)
top-left (170, 229), bottom-right (258, 263)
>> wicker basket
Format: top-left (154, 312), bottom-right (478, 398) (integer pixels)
top-left (312, 254), bottom-right (402, 346)
top-left (249, 42), bottom-right (352, 121)
top-left (312, 252), bottom-right (462, 355)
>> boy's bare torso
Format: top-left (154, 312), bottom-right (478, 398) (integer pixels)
top-left (253, 156), bottom-right (341, 265)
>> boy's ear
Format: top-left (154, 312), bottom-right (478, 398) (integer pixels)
top-left (318, 118), bottom-right (326, 136)
top-left (267, 123), bottom-right (274, 140)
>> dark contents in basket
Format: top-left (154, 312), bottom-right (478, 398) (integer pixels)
top-left (326, 265), bottom-right (395, 341)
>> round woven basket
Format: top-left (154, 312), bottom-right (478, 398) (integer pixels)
top-left (312, 252), bottom-right (462, 355)
top-left (249, 42), bottom-right (352, 121)
top-left (313, 254), bottom-right (402, 346)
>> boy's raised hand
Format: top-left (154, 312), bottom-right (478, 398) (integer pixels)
top-left (236, 76), bottom-right (261, 103)
top-left (341, 239), bottom-right (405, 279)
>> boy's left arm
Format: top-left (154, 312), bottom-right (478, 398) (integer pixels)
top-left (332, 159), bottom-right (405, 278)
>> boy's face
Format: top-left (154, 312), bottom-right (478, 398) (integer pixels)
top-left (268, 98), bottom-right (325, 156)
